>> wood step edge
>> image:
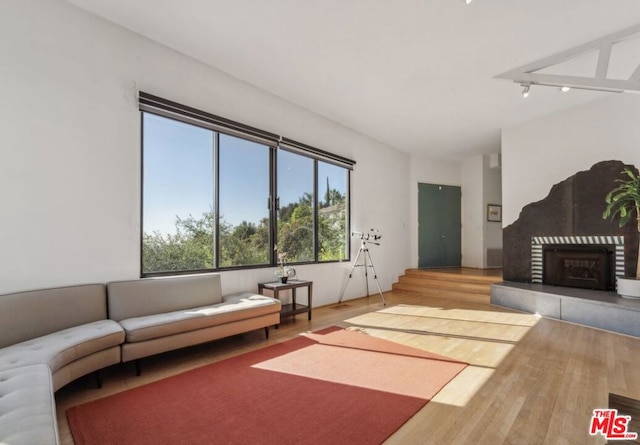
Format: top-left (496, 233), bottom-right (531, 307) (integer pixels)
top-left (391, 283), bottom-right (491, 297)
top-left (391, 286), bottom-right (490, 303)
top-left (400, 273), bottom-right (502, 285)
top-left (396, 277), bottom-right (493, 288)
top-left (392, 282), bottom-right (491, 295)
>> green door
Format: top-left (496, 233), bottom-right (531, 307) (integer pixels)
top-left (418, 183), bottom-right (461, 268)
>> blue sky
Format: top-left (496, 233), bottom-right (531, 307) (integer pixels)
top-left (143, 113), bottom-right (347, 236)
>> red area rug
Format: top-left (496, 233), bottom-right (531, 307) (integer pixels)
top-left (67, 327), bottom-right (466, 445)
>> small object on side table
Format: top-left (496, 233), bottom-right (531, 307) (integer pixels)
top-left (274, 249), bottom-right (296, 284)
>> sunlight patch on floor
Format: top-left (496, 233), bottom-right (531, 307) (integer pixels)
top-left (345, 310), bottom-right (533, 342)
top-left (253, 343), bottom-right (465, 400)
top-left (355, 328), bottom-right (515, 368)
top-left (377, 304), bottom-right (540, 327)
top-left (431, 366), bottom-right (495, 407)
top-left (344, 304), bottom-right (541, 408)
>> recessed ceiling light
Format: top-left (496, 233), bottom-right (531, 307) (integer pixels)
top-left (560, 86), bottom-right (571, 92)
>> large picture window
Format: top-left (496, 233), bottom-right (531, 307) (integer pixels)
top-left (318, 161), bottom-right (349, 261)
top-left (277, 150), bottom-right (314, 263)
top-left (218, 135), bottom-right (271, 267)
top-left (140, 93), bottom-right (353, 275)
top-left (142, 113), bottom-right (215, 273)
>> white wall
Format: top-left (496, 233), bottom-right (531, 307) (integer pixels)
top-left (461, 156), bottom-right (484, 267)
top-left (460, 154), bottom-right (503, 268)
top-left (502, 94), bottom-right (640, 226)
top-left (483, 155), bottom-right (502, 267)
top-left (0, 0), bottom-right (411, 305)
top-left (408, 155), bottom-right (462, 268)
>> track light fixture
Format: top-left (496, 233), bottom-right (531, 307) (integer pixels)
top-left (515, 81), bottom-right (623, 96)
top-left (519, 82), bottom-right (596, 96)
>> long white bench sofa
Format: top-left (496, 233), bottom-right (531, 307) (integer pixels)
top-left (107, 273), bottom-right (281, 373)
top-left (0, 274), bottom-right (281, 445)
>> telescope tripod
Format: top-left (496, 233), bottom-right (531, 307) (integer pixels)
top-left (338, 239), bottom-right (386, 305)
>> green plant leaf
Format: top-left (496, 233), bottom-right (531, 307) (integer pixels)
top-left (619, 213), bottom-right (631, 227)
top-left (602, 168), bottom-right (640, 228)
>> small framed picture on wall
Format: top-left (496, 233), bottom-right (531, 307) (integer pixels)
top-left (487, 204), bottom-right (502, 222)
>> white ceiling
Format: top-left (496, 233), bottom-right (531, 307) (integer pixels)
top-left (64, 0), bottom-right (640, 160)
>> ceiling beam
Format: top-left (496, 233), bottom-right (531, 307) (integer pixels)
top-left (496, 23), bottom-right (640, 93)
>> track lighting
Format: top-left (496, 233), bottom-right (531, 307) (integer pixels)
top-left (498, 25), bottom-right (640, 95)
top-left (514, 81), bottom-right (623, 96)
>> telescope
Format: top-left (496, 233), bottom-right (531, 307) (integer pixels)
top-left (339, 228), bottom-right (385, 305)
top-left (351, 229), bottom-right (382, 243)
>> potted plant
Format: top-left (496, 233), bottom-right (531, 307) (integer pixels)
top-left (603, 167), bottom-right (640, 298)
top-left (274, 248), bottom-right (296, 283)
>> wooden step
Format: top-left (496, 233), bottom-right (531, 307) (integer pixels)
top-left (396, 276), bottom-right (491, 295)
top-left (403, 268), bottom-right (502, 284)
top-left (391, 284), bottom-right (492, 304)
top-left (392, 268), bottom-right (502, 304)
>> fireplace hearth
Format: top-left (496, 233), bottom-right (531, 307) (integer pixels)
top-left (543, 245), bottom-right (614, 290)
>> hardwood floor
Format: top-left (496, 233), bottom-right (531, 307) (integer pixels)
top-left (55, 289), bottom-right (640, 444)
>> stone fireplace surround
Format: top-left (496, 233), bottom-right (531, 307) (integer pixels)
top-left (502, 161), bottom-right (638, 284)
top-left (492, 161), bottom-right (640, 337)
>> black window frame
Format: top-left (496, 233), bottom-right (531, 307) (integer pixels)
top-left (139, 92), bottom-right (354, 277)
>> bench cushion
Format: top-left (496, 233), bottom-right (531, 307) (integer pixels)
top-left (108, 274), bottom-right (224, 321)
top-left (0, 364), bottom-right (58, 445)
top-left (0, 320), bottom-right (124, 373)
top-left (0, 284), bottom-right (107, 349)
top-left (119, 293), bottom-right (280, 343)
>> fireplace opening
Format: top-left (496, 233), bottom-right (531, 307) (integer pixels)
top-left (543, 245), bottom-right (615, 291)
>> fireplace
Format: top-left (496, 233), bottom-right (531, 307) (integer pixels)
top-left (543, 245), bottom-right (614, 290)
top-left (530, 235), bottom-right (625, 291)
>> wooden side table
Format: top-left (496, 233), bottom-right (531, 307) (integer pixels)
top-left (258, 280), bottom-right (313, 321)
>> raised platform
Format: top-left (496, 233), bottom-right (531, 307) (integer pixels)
top-left (491, 281), bottom-right (640, 338)
top-left (392, 268), bottom-right (502, 304)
